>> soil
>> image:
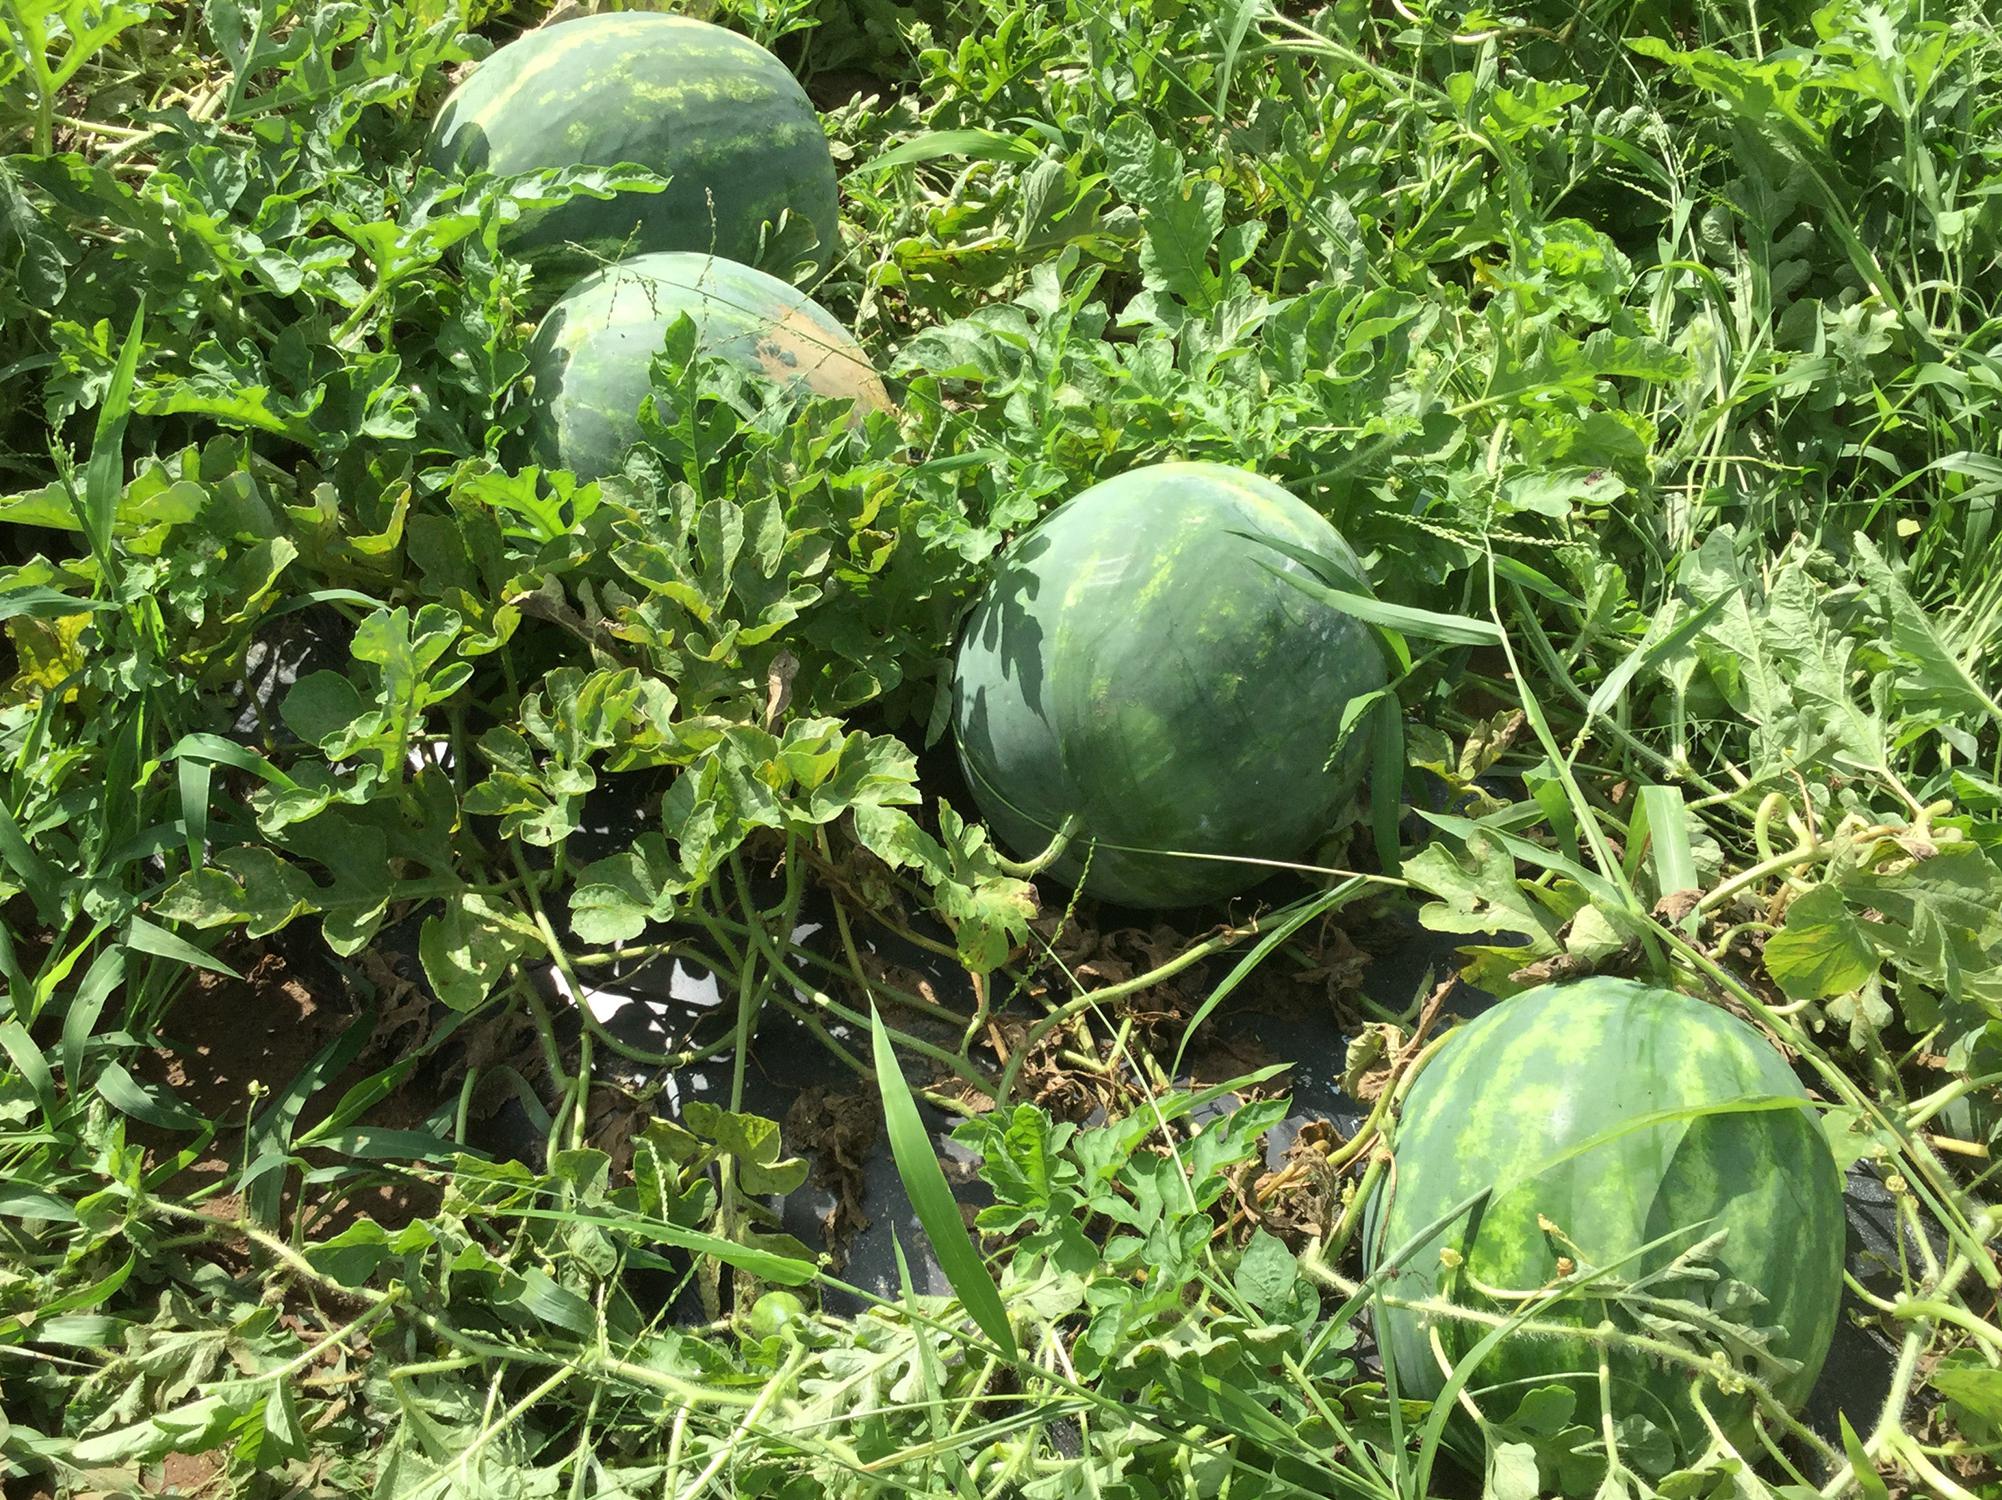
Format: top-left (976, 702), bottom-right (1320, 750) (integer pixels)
top-left (130, 933), bottom-right (445, 1239)
top-left (155, 1452), bottom-right (225, 1496)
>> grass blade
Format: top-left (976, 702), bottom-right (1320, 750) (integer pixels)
top-left (1252, 548), bottom-right (1502, 648)
top-left (0, 587), bottom-right (117, 622)
top-left (1371, 694), bottom-right (1405, 878)
top-left (123, 914), bottom-right (240, 979)
top-left (168, 732), bottom-right (299, 791)
top-left (68, 302), bottom-right (146, 589)
top-left (0, 795), bottom-right (61, 924)
top-left (1171, 885), bottom-right (1356, 1079)
top-left (859, 128), bottom-right (1042, 173)
top-left (241, 1010), bottom-right (371, 1224)
top-left (178, 755), bottom-right (210, 874)
top-left (0, 1019), bottom-right (57, 1122)
top-left (1637, 784), bottom-right (1698, 900)
top-left (59, 942), bottom-right (122, 1090)
top-left (1582, 589), bottom-right (1727, 722)
top-left (869, 1005), bottom-right (1017, 1359)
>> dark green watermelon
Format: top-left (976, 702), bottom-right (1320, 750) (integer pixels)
top-left (949, 462), bottom-right (1385, 909)
top-left (426, 13), bottom-right (839, 276)
top-left (1366, 978), bottom-right (1845, 1478)
top-left (522, 252), bottom-right (890, 481)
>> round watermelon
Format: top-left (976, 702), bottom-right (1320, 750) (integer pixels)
top-left (522, 252), bottom-right (890, 481)
top-left (949, 462), bottom-right (1385, 909)
top-left (426, 12), bottom-right (840, 277)
top-left (1366, 978), bottom-right (1844, 1477)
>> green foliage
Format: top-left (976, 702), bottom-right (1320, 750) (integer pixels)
top-left (1, 0), bottom-right (2000, 1495)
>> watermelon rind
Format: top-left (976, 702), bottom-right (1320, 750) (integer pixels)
top-left (522, 251), bottom-right (890, 481)
top-left (1365, 976), bottom-right (1846, 1478)
top-left (949, 461), bottom-right (1386, 909)
top-left (427, 12), bottom-right (840, 277)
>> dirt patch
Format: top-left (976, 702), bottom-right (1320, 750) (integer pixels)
top-left (132, 936), bottom-right (446, 1238)
top-left (145, 947), bottom-right (333, 1122)
top-left (156, 1450), bottom-right (225, 1495)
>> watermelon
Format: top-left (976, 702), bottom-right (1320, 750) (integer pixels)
top-left (426, 12), bottom-right (840, 276)
top-left (522, 252), bottom-right (891, 481)
top-left (1366, 978), bottom-right (1844, 1477)
top-left (949, 462), bottom-right (1385, 909)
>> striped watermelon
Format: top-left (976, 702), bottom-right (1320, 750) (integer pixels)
top-left (522, 252), bottom-right (890, 481)
top-left (426, 12), bottom-right (840, 277)
top-left (1366, 978), bottom-right (1844, 1476)
top-left (950, 463), bottom-right (1385, 909)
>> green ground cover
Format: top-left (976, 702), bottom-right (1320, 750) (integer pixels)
top-left (0, 0), bottom-right (1999, 1495)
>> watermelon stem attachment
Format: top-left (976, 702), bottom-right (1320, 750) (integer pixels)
top-left (989, 814), bottom-right (1080, 880)
top-left (1324, 1149), bottom-right (1390, 1262)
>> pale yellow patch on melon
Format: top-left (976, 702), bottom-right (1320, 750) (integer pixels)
top-left (741, 301), bottom-right (890, 419)
top-left (550, 312), bottom-right (599, 360)
top-left (1540, 1020), bottom-right (1599, 1066)
top-left (1062, 548), bottom-right (1139, 616)
top-left (1128, 567), bottom-right (1179, 610)
top-left (1126, 518), bottom-right (1207, 610)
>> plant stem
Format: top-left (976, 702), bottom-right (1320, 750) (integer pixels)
top-left (415, 1364), bottom-right (577, 1500)
top-left (1887, 1434), bottom-right (1986, 1500)
top-left (1694, 841), bottom-right (1831, 916)
top-left (1818, 1245), bottom-right (1989, 1495)
top-left (990, 814), bottom-right (1079, 878)
top-left (708, 908), bottom-right (963, 1023)
top-left (995, 917), bottom-right (1262, 1106)
top-left (9, 2), bottom-right (58, 158)
top-left (1907, 1071), bottom-right (2002, 1130)
top-left (1892, 1298), bottom-right (2002, 1357)
top-left (1376, 1285), bottom-right (1841, 1465)
top-left (670, 1341), bottom-right (809, 1500)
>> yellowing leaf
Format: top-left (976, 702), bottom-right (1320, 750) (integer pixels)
top-left (4, 611), bottom-right (90, 703)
